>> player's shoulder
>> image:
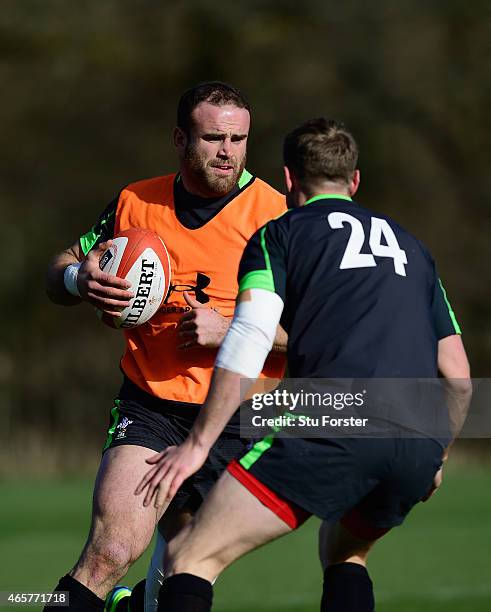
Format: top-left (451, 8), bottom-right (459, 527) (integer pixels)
top-left (248, 176), bottom-right (286, 209)
top-left (259, 207), bottom-right (293, 250)
top-left (354, 200), bottom-right (435, 263)
top-left (122, 173), bottom-right (177, 200)
top-left (251, 176), bottom-right (283, 198)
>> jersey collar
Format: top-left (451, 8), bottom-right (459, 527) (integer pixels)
top-left (304, 194), bottom-right (352, 206)
top-left (175, 168), bottom-right (254, 190)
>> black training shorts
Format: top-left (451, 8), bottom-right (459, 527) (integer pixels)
top-left (236, 434), bottom-right (443, 532)
top-left (103, 380), bottom-right (249, 512)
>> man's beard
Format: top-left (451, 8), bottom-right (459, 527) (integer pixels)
top-left (183, 146), bottom-right (246, 197)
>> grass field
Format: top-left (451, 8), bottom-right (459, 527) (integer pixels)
top-left (1, 465), bottom-right (490, 611)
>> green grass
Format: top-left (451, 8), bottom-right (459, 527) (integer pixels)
top-left (1, 466), bottom-right (490, 611)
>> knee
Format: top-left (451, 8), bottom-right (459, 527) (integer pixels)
top-left (81, 530), bottom-right (142, 580)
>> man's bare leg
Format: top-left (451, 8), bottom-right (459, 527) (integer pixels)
top-left (318, 520), bottom-right (376, 569)
top-left (318, 520), bottom-right (378, 611)
top-left (155, 472), bottom-right (291, 611)
top-left (72, 446), bottom-right (163, 597)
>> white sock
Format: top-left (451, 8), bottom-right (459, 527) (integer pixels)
top-left (144, 526), bottom-right (218, 611)
top-left (144, 531), bottom-right (166, 612)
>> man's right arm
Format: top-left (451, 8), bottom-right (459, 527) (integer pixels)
top-left (46, 239), bottom-right (134, 316)
top-left (422, 278), bottom-right (471, 502)
top-left (431, 273), bottom-right (471, 443)
top-left (46, 240), bottom-right (85, 306)
top-left (438, 334), bottom-right (472, 449)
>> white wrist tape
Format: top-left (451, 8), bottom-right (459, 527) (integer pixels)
top-left (63, 262), bottom-right (82, 297)
top-left (216, 288), bottom-right (284, 379)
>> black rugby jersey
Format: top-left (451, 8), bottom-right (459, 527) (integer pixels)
top-left (238, 194), bottom-right (461, 379)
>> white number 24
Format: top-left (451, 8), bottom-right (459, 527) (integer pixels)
top-left (328, 212), bottom-right (408, 277)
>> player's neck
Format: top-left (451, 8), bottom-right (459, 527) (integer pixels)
top-left (179, 171), bottom-right (216, 199)
top-left (299, 185), bottom-right (351, 207)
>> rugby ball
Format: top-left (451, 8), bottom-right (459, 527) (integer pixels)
top-left (97, 228), bottom-right (171, 329)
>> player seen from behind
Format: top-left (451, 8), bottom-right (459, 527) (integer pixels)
top-left (135, 118), bottom-right (471, 612)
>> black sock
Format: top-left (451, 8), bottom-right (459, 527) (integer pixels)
top-left (43, 574), bottom-right (105, 611)
top-left (128, 579), bottom-right (146, 612)
top-left (158, 573), bottom-right (213, 612)
top-left (321, 562), bottom-right (374, 612)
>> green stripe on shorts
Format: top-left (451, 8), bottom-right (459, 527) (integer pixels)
top-left (239, 434), bottom-right (274, 470)
top-left (103, 400), bottom-right (121, 451)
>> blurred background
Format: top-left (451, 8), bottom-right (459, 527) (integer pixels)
top-left (1, 1), bottom-right (490, 610)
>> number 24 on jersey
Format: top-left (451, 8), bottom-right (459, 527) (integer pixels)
top-left (328, 212), bottom-right (408, 277)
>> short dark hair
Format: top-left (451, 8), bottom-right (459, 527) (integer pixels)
top-left (177, 81), bottom-right (250, 135)
top-left (283, 118), bottom-right (359, 189)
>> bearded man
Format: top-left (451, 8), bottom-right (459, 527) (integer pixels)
top-left (45, 81), bottom-right (286, 611)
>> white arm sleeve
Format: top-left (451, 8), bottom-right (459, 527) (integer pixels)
top-left (215, 288), bottom-right (284, 379)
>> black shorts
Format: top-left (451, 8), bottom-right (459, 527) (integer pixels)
top-left (103, 381), bottom-right (249, 512)
top-left (230, 435), bottom-right (443, 536)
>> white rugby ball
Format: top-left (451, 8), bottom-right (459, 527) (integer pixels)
top-left (97, 228), bottom-right (171, 329)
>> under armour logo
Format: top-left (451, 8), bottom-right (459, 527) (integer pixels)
top-left (166, 273), bottom-right (211, 304)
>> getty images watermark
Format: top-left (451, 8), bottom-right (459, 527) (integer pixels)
top-left (249, 387), bottom-right (369, 430)
top-left (239, 378), bottom-right (486, 440)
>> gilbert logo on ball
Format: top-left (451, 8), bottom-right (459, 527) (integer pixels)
top-left (97, 228), bottom-right (171, 329)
